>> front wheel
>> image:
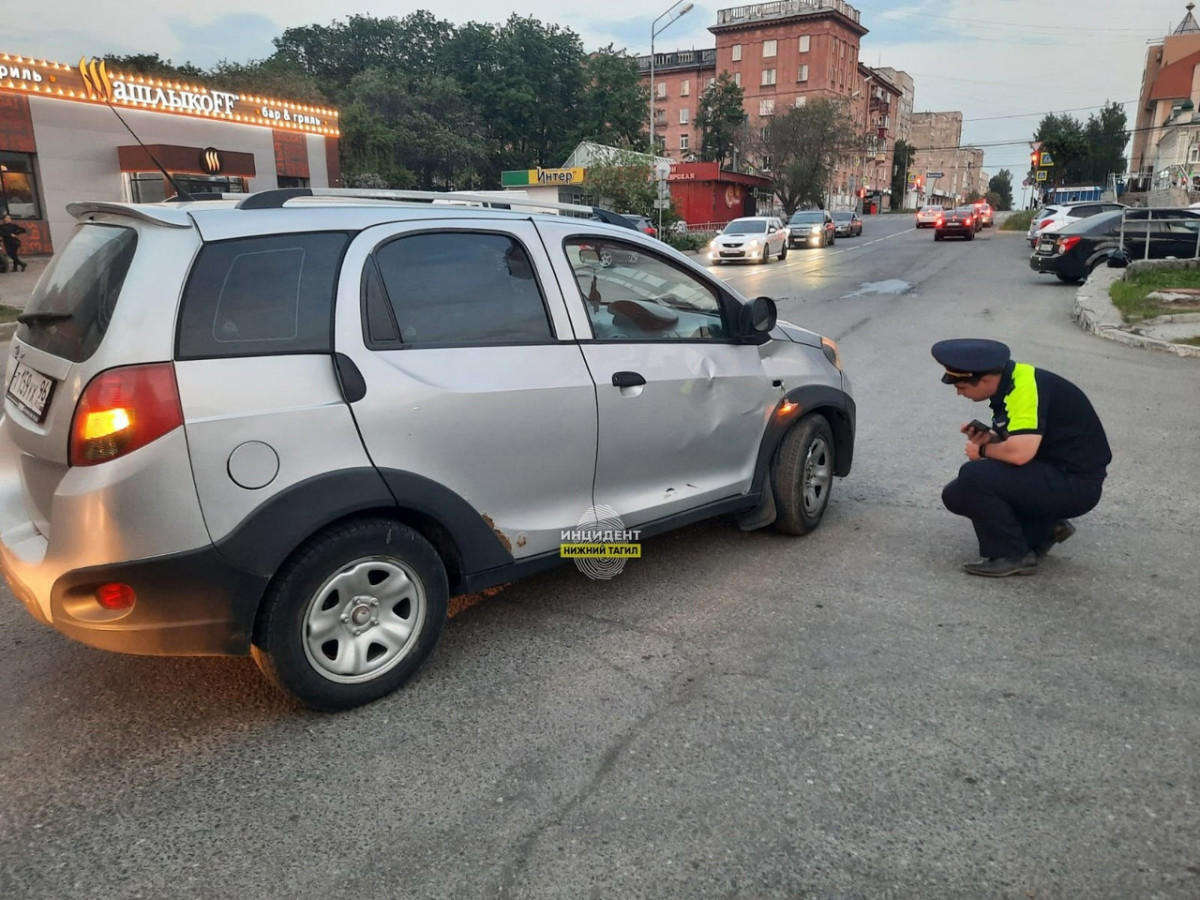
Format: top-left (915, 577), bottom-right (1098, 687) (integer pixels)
top-left (778, 241), bottom-right (788, 260)
top-left (772, 414), bottom-right (835, 535)
top-left (761, 245), bottom-right (770, 264)
top-left (252, 519), bottom-right (449, 710)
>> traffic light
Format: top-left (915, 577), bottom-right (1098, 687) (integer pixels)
top-left (915, 176), bottom-right (923, 189)
top-left (1031, 150), bottom-right (1039, 169)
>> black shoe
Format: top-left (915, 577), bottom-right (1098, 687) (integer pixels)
top-left (1033, 520), bottom-right (1076, 557)
top-left (963, 553), bottom-right (1038, 577)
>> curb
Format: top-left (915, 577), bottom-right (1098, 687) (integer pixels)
top-left (1072, 265), bottom-right (1200, 358)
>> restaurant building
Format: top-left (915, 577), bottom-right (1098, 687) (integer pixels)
top-left (0, 52), bottom-right (341, 255)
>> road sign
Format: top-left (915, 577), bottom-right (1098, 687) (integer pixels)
top-left (1036, 170), bottom-right (1048, 182)
top-left (907, 171), bottom-right (917, 185)
top-left (1022, 178), bottom-right (1031, 187)
top-left (652, 198), bottom-right (670, 209)
top-left (654, 159), bottom-right (672, 180)
top-left (1039, 151), bottom-right (1054, 167)
top-left (927, 171), bottom-right (944, 179)
top-left (1030, 140), bottom-right (1044, 153)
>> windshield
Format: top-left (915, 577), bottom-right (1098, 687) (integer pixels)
top-left (832, 213), bottom-right (853, 221)
top-left (16, 223), bottom-right (137, 363)
top-left (789, 213), bottom-right (824, 224)
top-left (724, 220), bottom-right (768, 234)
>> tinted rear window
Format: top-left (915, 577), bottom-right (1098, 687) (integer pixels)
top-left (176, 232), bottom-right (349, 359)
top-left (16, 224), bottom-right (137, 363)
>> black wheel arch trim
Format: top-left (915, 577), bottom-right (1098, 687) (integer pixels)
top-left (750, 384), bottom-right (856, 494)
top-left (213, 467), bottom-right (515, 595)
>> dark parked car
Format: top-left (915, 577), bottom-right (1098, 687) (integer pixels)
top-left (620, 213), bottom-right (658, 238)
top-left (832, 211), bottom-right (863, 237)
top-left (1029, 207), bottom-right (1200, 283)
top-left (788, 209), bottom-right (836, 247)
top-left (934, 206), bottom-right (980, 241)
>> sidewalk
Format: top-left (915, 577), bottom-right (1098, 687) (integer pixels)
top-left (0, 256), bottom-right (51, 342)
top-left (1072, 261), bottom-right (1200, 358)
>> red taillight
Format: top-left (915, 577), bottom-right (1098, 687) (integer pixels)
top-left (1056, 235), bottom-right (1082, 253)
top-left (965, 216), bottom-right (974, 225)
top-left (95, 583), bottom-right (136, 610)
top-left (1039, 218), bottom-right (1054, 229)
top-left (70, 363), bottom-right (183, 467)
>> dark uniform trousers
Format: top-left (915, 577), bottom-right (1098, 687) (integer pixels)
top-left (942, 458), bottom-right (1104, 559)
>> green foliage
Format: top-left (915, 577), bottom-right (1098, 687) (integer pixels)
top-left (583, 151), bottom-right (656, 217)
top-left (1034, 102), bottom-right (1127, 186)
top-left (663, 230), bottom-right (708, 252)
top-left (1109, 266), bottom-right (1200, 320)
top-left (985, 190), bottom-right (1004, 211)
top-left (575, 48), bottom-right (649, 150)
top-left (695, 73), bottom-right (747, 167)
top-left (1000, 209), bottom-right (1035, 231)
top-left (761, 98), bottom-right (859, 216)
top-left (988, 169), bottom-right (1014, 210)
top-left (205, 57), bottom-right (327, 105)
top-left (890, 139), bottom-right (915, 209)
top-left (102, 52), bottom-right (205, 79)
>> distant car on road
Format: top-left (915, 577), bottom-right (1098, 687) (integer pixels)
top-left (915, 205), bottom-right (944, 228)
top-left (787, 209), bottom-right (836, 247)
top-left (934, 206), bottom-right (980, 241)
top-left (1029, 206), bottom-right (1200, 283)
top-left (832, 211), bottom-right (863, 237)
top-left (973, 200), bottom-right (994, 227)
top-left (708, 216), bottom-right (790, 263)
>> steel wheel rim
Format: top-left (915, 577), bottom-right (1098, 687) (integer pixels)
top-left (802, 436), bottom-right (833, 514)
top-left (302, 556), bottom-right (427, 684)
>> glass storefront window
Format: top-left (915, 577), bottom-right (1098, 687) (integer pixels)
top-left (0, 151), bottom-right (41, 218)
top-left (127, 172), bottom-right (247, 202)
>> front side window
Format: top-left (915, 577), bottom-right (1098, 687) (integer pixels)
top-left (565, 238), bottom-right (725, 342)
top-left (368, 232), bottom-right (552, 348)
top-left (0, 150), bottom-right (41, 219)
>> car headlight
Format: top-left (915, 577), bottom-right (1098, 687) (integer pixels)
top-left (810, 226), bottom-right (821, 234)
top-left (745, 239), bottom-right (762, 249)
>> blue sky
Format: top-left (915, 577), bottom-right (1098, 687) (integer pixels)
top-left (11, 1), bottom-right (1195, 186)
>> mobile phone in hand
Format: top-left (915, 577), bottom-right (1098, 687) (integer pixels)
top-left (966, 419), bottom-right (992, 435)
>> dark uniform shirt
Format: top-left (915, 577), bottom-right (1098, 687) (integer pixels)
top-left (987, 361), bottom-right (1111, 478)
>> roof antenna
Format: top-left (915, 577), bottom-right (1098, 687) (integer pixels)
top-left (79, 57), bottom-right (195, 201)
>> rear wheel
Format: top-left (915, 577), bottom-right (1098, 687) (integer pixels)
top-left (252, 519), bottom-right (449, 710)
top-left (773, 415), bottom-right (835, 535)
top-left (935, 231), bottom-right (944, 241)
top-left (1056, 273), bottom-right (1084, 284)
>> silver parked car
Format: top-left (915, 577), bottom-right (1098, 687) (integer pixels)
top-left (0, 189), bottom-right (856, 710)
top-left (707, 216), bottom-right (790, 263)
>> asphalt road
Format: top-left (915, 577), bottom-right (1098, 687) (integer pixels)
top-left (2, 216), bottom-right (1198, 900)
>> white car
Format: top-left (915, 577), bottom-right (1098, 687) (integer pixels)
top-left (915, 205), bottom-right (944, 228)
top-left (708, 216), bottom-right (790, 264)
top-left (1027, 202), bottom-right (1127, 247)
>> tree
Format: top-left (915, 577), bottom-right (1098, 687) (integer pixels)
top-left (988, 169), bottom-right (1014, 210)
top-left (582, 150), bottom-right (657, 217)
top-left (890, 138), bottom-right (915, 209)
top-left (1034, 113), bottom-right (1091, 187)
top-left (574, 47), bottom-right (649, 150)
top-left (205, 57), bottom-right (327, 105)
top-left (760, 98), bottom-right (859, 216)
top-left (1081, 101), bottom-right (1128, 183)
top-left (695, 73), bottom-right (746, 167)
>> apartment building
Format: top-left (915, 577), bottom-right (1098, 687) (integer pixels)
top-left (1131, 3), bottom-right (1200, 189)
top-left (634, 49), bottom-right (717, 159)
top-left (909, 111), bottom-right (983, 206)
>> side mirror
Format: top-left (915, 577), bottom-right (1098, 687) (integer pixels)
top-left (1107, 249), bottom-right (1129, 268)
top-left (577, 246), bottom-right (601, 266)
top-left (739, 296), bottom-right (777, 337)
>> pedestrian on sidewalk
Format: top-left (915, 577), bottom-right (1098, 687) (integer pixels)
top-left (0, 214), bottom-right (28, 272)
top-left (932, 338), bottom-right (1112, 578)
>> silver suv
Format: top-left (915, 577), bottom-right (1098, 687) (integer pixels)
top-left (0, 189), bottom-right (856, 710)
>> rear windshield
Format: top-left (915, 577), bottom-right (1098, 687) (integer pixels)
top-left (15, 224), bottom-right (137, 363)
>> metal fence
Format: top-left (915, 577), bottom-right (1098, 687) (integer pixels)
top-left (1117, 208), bottom-right (1200, 261)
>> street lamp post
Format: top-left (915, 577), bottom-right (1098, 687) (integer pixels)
top-left (851, 73), bottom-right (874, 213)
top-left (649, 1), bottom-right (694, 155)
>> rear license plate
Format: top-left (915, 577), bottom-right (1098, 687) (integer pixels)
top-left (1038, 240), bottom-right (1054, 252)
top-left (6, 361), bottom-right (55, 423)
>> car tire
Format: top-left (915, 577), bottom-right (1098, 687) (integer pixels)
top-left (761, 245), bottom-right (770, 264)
top-left (935, 232), bottom-right (944, 241)
top-left (778, 242), bottom-right (788, 260)
top-left (251, 518), bottom-right (449, 710)
top-left (829, 232), bottom-right (836, 246)
top-left (1056, 273), bottom-right (1084, 284)
top-left (966, 231), bottom-right (975, 241)
top-left (772, 414), bottom-right (835, 535)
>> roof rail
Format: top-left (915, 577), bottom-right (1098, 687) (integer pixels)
top-left (233, 187), bottom-right (639, 230)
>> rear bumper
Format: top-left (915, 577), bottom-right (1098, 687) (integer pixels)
top-left (1, 541), bottom-right (267, 656)
top-left (1029, 253), bottom-right (1083, 279)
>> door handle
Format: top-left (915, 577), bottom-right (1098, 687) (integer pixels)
top-left (612, 371), bottom-right (646, 388)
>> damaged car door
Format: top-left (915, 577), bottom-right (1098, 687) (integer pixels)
top-left (555, 232), bottom-right (774, 528)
